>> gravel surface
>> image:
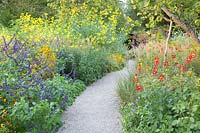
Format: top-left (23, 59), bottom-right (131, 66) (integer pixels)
top-left (58, 60), bottom-right (135, 133)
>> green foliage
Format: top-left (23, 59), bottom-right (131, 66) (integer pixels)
top-left (191, 50), bottom-right (200, 76)
top-left (44, 75), bottom-right (86, 107)
top-left (0, 74), bottom-right (85, 132)
top-left (0, 38), bottom-right (86, 132)
top-left (117, 76), bottom-right (136, 104)
top-left (10, 98), bottom-right (61, 132)
top-left (0, 0), bottom-right (54, 27)
top-left (119, 36), bottom-right (200, 132)
top-left (57, 45), bottom-right (126, 85)
top-left (6, 0), bottom-right (132, 46)
top-left (127, 0), bottom-right (200, 33)
top-left (122, 82), bottom-right (200, 133)
top-left (77, 48), bottom-right (110, 85)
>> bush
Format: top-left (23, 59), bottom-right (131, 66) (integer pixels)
top-left (77, 48), bottom-right (110, 85)
top-left (57, 46), bottom-right (126, 85)
top-left (56, 47), bottom-right (83, 79)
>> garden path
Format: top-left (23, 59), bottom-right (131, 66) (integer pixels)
top-left (58, 60), bottom-right (135, 133)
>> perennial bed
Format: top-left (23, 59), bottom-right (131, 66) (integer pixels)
top-left (118, 37), bottom-right (200, 132)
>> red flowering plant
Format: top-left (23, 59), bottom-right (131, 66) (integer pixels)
top-left (119, 36), bottom-right (200, 133)
top-left (132, 37), bottom-right (200, 93)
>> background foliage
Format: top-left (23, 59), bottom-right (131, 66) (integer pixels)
top-left (126, 0), bottom-right (200, 35)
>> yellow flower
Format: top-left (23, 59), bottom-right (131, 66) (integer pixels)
top-left (111, 54), bottom-right (124, 63)
top-left (0, 114), bottom-right (4, 119)
top-left (186, 71), bottom-right (193, 76)
top-left (3, 98), bottom-right (7, 103)
top-left (198, 78), bottom-right (200, 84)
top-left (32, 68), bottom-right (36, 73)
top-left (2, 109), bottom-right (6, 113)
top-left (1, 123), bottom-right (5, 128)
top-left (0, 95), bottom-right (2, 99)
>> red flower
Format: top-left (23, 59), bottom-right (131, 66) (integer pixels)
top-left (136, 84), bottom-right (142, 92)
top-left (185, 51), bottom-right (197, 64)
top-left (152, 67), bottom-right (157, 75)
top-left (177, 64), bottom-right (186, 71)
top-left (186, 56), bottom-right (192, 64)
top-left (159, 74), bottom-right (164, 81)
top-left (171, 54), bottom-right (176, 59)
top-left (152, 65), bottom-right (158, 75)
top-left (164, 60), bottom-right (170, 67)
top-left (191, 51), bottom-right (197, 58)
top-left (154, 56), bottom-right (160, 65)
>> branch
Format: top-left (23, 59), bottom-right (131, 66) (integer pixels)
top-left (163, 17), bottom-right (171, 22)
top-left (163, 20), bottom-right (173, 68)
top-left (161, 7), bottom-right (200, 46)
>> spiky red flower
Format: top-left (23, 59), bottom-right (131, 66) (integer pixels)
top-left (171, 54), bottom-right (176, 59)
top-left (191, 51), bottom-right (197, 58)
top-left (153, 70), bottom-right (157, 75)
top-left (136, 84), bottom-right (142, 92)
top-left (159, 74), bottom-right (164, 81)
top-left (152, 65), bottom-right (158, 76)
top-left (177, 64), bottom-right (186, 71)
top-left (164, 60), bottom-right (170, 67)
top-left (154, 56), bottom-right (160, 65)
top-left (186, 56), bottom-right (192, 64)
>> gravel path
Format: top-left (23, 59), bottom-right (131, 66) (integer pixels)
top-left (58, 60), bottom-right (135, 133)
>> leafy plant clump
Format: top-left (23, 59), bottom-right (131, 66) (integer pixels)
top-left (56, 45), bottom-right (126, 85)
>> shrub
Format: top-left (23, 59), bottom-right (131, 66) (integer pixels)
top-left (77, 48), bottom-right (111, 85)
top-left (57, 46), bottom-right (126, 85)
top-left (56, 47), bottom-right (83, 79)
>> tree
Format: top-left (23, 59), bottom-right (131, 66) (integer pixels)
top-left (126, 0), bottom-right (200, 45)
top-left (0, 0), bottom-right (55, 27)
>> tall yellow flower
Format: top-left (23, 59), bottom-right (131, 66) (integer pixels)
top-left (1, 123), bottom-right (5, 129)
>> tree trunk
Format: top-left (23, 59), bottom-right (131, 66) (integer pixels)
top-left (161, 7), bottom-right (200, 46)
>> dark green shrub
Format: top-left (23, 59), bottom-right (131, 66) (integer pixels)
top-left (0, 0), bottom-right (55, 27)
top-left (77, 48), bottom-right (110, 85)
top-left (57, 46), bottom-right (125, 85)
top-left (57, 47), bottom-right (83, 79)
